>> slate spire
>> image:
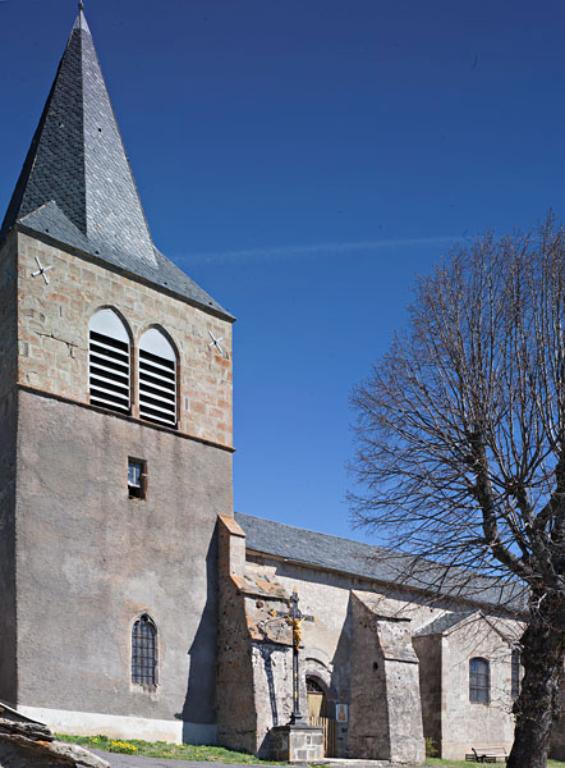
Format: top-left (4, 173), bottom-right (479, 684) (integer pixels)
top-left (1, 10), bottom-right (231, 317)
top-left (1, 7), bottom-right (158, 267)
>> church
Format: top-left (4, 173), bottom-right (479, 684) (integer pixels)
top-left (0, 7), bottom-right (563, 764)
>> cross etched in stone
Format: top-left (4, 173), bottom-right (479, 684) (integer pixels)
top-left (208, 331), bottom-right (228, 359)
top-left (31, 256), bottom-right (54, 286)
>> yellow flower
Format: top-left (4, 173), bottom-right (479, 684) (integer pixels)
top-left (109, 741), bottom-right (138, 754)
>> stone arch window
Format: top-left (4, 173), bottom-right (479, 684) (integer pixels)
top-left (88, 308), bottom-right (131, 413)
top-left (138, 328), bottom-right (178, 427)
top-left (131, 614), bottom-right (158, 688)
top-left (469, 657), bottom-right (490, 704)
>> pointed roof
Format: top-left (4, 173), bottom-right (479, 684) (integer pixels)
top-left (1, 9), bottom-right (232, 321)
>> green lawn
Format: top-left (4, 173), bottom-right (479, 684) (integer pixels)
top-left (57, 734), bottom-right (285, 763)
top-left (57, 736), bottom-right (565, 767)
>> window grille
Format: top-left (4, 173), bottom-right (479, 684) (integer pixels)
top-left (138, 329), bottom-right (177, 427)
top-left (511, 648), bottom-right (521, 700)
top-left (469, 657), bottom-right (490, 704)
top-left (132, 614), bottom-right (157, 687)
top-left (89, 309), bottom-right (131, 413)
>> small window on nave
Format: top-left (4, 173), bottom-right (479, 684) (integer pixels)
top-left (469, 657), bottom-right (490, 704)
top-left (138, 328), bottom-right (178, 428)
top-left (88, 308), bottom-right (131, 414)
top-left (131, 614), bottom-right (158, 688)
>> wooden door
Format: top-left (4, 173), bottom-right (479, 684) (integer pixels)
top-left (307, 679), bottom-right (336, 757)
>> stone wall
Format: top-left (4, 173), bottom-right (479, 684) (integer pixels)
top-left (0, 233), bottom-right (17, 401)
top-left (244, 553), bottom-right (451, 758)
top-left (219, 528), bottom-right (428, 762)
top-left (217, 519), bottom-right (259, 754)
top-left (348, 593), bottom-right (424, 763)
top-left (243, 553), bottom-right (525, 762)
top-left (0, 233), bottom-right (18, 705)
top-left (14, 388), bottom-right (233, 740)
top-left (439, 617), bottom-right (517, 759)
top-left (5, 229), bottom-right (235, 739)
top-left (250, 636), bottom-right (294, 756)
top-left (16, 233), bottom-right (233, 448)
top-left (217, 517), bottom-right (303, 759)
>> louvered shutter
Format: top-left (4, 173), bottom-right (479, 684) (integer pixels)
top-left (88, 309), bottom-right (131, 413)
top-left (138, 329), bottom-right (178, 427)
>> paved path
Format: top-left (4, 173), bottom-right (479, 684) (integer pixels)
top-left (93, 751), bottom-right (283, 768)
top-left (92, 752), bottom-right (417, 768)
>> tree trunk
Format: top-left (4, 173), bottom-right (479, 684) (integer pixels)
top-left (507, 609), bottom-right (565, 768)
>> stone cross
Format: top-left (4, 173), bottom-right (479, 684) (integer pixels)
top-left (31, 256), bottom-right (54, 286)
top-left (208, 330), bottom-right (228, 359)
top-left (274, 591), bottom-right (314, 725)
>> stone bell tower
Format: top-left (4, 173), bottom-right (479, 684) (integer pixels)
top-left (0, 6), bottom-right (234, 743)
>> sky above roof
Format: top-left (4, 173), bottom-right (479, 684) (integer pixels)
top-left (1, 0), bottom-right (565, 542)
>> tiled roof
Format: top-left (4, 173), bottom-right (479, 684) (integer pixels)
top-left (414, 611), bottom-right (475, 637)
top-left (234, 513), bottom-right (526, 612)
top-left (1, 11), bottom-right (232, 321)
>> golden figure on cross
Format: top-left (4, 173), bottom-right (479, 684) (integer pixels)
top-left (291, 617), bottom-right (303, 649)
top-left (265, 591), bottom-right (314, 724)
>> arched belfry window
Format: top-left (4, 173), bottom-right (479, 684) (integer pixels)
top-left (132, 614), bottom-right (157, 687)
top-left (138, 328), bottom-right (178, 427)
top-left (88, 309), bottom-right (131, 413)
top-left (469, 657), bottom-right (490, 704)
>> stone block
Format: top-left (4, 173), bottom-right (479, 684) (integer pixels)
top-left (268, 725), bottom-right (324, 763)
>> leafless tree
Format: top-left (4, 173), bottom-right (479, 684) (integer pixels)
top-left (350, 216), bottom-right (565, 768)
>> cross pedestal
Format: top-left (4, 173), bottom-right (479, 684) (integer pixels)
top-left (269, 723), bottom-right (324, 763)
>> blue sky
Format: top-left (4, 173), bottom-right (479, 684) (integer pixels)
top-left (2, 0), bottom-right (565, 541)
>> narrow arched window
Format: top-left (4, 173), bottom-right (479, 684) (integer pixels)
top-left (469, 657), bottom-right (490, 704)
top-left (138, 328), bottom-right (178, 427)
top-left (89, 309), bottom-right (131, 413)
top-left (511, 648), bottom-right (521, 700)
top-left (132, 614), bottom-right (157, 687)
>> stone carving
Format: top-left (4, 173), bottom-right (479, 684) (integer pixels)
top-left (0, 703), bottom-right (109, 768)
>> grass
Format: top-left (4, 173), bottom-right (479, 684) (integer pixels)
top-left (57, 734), bottom-right (285, 763)
top-left (57, 736), bottom-right (565, 766)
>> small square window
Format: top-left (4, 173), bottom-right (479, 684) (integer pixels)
top-left (128, 459), bottom-right (147, 500)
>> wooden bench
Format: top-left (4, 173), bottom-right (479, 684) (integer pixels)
top-left (465, 746), bottom-right (508, 763)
